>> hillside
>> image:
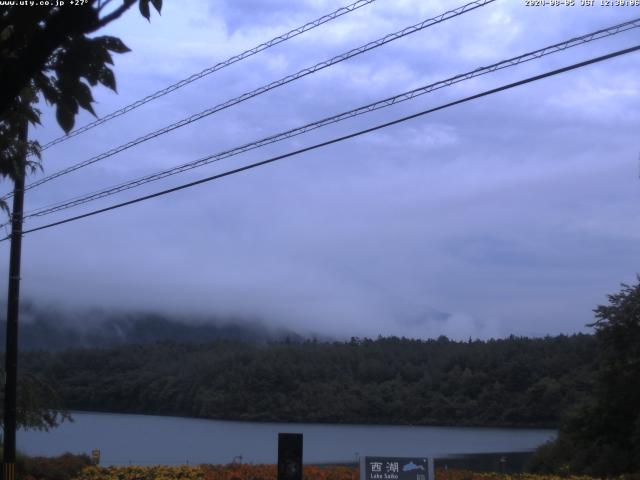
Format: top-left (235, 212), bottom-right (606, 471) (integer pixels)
top-left (19, 334), bottom-right (596, 428)
top-left (1, 306), bottom-right (305, 350)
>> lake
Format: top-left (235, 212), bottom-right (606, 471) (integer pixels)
top-left (18, 412), bottom-right (556, 466)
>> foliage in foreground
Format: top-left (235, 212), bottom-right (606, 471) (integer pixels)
top-left (0, 371), bottom-right (70, 431)
top-left (15, 456), bottom-right (640, 480)
top-left (73, 464), bottom-right (358, 480)
top-left (529, 279), bottom-right (640, 477)
top-left (16, 452), bottom-right (92, 480)
top-left (0, 0), bottom-right (162, 216)
top-left (69, 465), bottom-right (626, 480)
top-left (436, 469), bottom-right (599, 480)
top-left (69, 465), bottom-right (640, 480)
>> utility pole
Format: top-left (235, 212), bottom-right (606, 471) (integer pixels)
top-left (3, 119), bottom-right (27, 480)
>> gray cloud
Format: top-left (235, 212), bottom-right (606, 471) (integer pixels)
top-left (1, 0), bottom-right (639, 341)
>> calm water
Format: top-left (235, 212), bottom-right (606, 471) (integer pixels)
top-left (18, 412), bottom-right (556, 466)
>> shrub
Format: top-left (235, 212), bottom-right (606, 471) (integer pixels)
top-left (17, 452), bottom-right (92, 480)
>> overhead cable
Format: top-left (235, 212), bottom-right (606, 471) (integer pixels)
top-left (6, 0), bottom-right (495, 200)
top-left (20, 17), bottom-right (640, 220)
top-left (39, 0), bottom-right (377, 151)
top-left (7, 44), bottom-right (638, 240)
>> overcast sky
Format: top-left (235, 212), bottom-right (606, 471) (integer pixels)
top-left (1, 0), bottom-right (639, 340)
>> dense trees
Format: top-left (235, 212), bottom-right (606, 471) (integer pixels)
top-left (529, 280), bottom-right (640, 476)
top-left (20, 334), bottom-right (596, 428)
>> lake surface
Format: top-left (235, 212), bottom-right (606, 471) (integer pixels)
top-left (18, 412), bottom-right (556, 466)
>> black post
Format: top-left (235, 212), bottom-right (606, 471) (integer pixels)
top-left (3, 120), bottom-right (27, 480)
top-left (278, 433), bottom-right (303, 480)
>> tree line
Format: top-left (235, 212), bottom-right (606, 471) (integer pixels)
top-left (19, 333), bottom-right (596, 428)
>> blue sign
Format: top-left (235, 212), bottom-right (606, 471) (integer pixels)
top-left (361, 457), bottom-right (434, 480)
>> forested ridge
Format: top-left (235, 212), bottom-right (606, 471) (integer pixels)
top-left (0, 308), bottom-right (305, 351)
top-left (20, 334), bottom-right (595, 428)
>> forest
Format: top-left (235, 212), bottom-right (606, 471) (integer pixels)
top-left (19, 334), bottom-right (596, 428)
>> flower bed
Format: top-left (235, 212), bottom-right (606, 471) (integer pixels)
top-left (69, 465), bottom-right (610, 480)
top-left (435, 469), bottom-right (598, 480)
top-left (72, 464), bottom-right (358, 480)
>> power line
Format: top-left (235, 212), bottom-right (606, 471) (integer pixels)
top-left (19, 0), bottom-right (495, 195)
top-left (7, 44), bottom-right (638, 241)
top-left (19, 17), bottom-right (640, 221)
top-left (39, 0), bottom-right (377, 152)
top-left (5, 0), bottom-right (495, 201)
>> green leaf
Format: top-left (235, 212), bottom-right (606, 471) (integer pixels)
top-left (0, 25), bottom-right (14, 42)
top-left (24, 105), bottom-right (41, 126)
top-left (100, 36), bottom-right (131, 54)
top-left (74, 81), bottom-right (96, 116)
top-left (150, 0), bottom-right (162, 13)
top-left (139, 0), bottom-right (150, 20)
top-left (34, 73), bottom-right (59, 104)
top-left (98, 66), bottom-right (117, 92)
top-left (56, 102), bottom-right (75, 133)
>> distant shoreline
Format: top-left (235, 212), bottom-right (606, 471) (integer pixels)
top-left (66, 410), bottom-right (560, 432)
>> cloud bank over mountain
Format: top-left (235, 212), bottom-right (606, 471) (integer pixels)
top-left (1, 0), bottom-right (638, 340)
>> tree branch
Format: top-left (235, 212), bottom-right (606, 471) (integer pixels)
top-left (97, 0), bottom-right (116, 14)
top-left (96, 0), bottom-right (136, 29)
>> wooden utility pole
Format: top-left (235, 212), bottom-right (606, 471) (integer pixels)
top-left (3, 120), bottom-right (27, 480)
